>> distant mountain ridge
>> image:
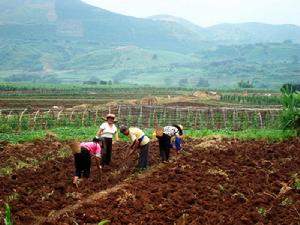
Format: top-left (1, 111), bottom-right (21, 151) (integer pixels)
top-left (150, 14), bottom-right (300, 44)
top-left (0, 0), bottom-right (300, 48)
top-left (0, 0), bottom-right (299, 88)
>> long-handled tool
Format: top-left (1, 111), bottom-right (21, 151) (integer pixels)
top-left (92, 156), bottom-right (102, 182)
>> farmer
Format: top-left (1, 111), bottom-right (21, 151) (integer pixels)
top-left (155, 125), bottom-right (183, 163)
top-left (69, 138), bottom-right (102, 187)
top-left (120, 126), bottom-right (150, 170)
top-left (96, 114), bottom-right (119, 167)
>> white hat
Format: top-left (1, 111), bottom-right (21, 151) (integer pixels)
top-left (106, 114), bottom-right (116, 119)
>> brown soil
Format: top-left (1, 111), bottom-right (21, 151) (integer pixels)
top-left (1, 138), bottom-right (300, 225)
top-left (0, 141), bottom-right (165, 225)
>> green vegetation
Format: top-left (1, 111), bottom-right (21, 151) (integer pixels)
top-left (98, 220), bottom-right (110, 225)
top-left (186, 129), bottom-right (296, 141)
top-left (0, 41), bottom-right (299, 88)
top-left (221, 94), bottom-right (282, 105)
top-left (257, 207), bottom-right (267, 217)
top-left (295, 179), bottom-right (300, 190)
top-left (0, 127), bottom-right (295, 144)
top-left (1, 0), bottom-right (300, 88)
top-left (280, 85), bottom-right (300, 134)
top-left (4, 203), bottom-right (13, 225)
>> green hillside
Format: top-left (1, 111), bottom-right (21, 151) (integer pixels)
top-left (0, 0), bottom-right (299, 88)
top-left (0, 40), bottom-right (299, 88)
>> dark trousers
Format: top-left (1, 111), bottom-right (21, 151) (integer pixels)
top-left (138, 143), bottom-right (149, 169)
top-left (158, 134), bottom-right (171, 162)
top-left (74, 147), bottom-right (91, 178)
top-left (101, 137), bottom-right (112, 166)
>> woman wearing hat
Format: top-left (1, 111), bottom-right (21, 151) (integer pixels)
top-left (69, 138), bottom-right (102, 187)
top-left (155, 124), bottom-right (183, 163)
top-left (96, 114), bottom-right (119, 167)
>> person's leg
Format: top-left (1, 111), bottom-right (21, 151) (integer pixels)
top-left (158, 138), bottom-right (167, 162)
top-left (73, 167), bottom-right (81, 185)
top-left (105, 138), bottom-right (113, 165)
top-left (101, 139), bottom-right (108, 167)
top-left (74, 151), bottom-right (84, 185)
top-left (165, 135), bottom-right (171, 161)
top-left (160, 148), bottom-right (167, 162)
top-left (138, 143), bottom-right (149, 169)
top-left (160, 135), bottom-right (171, 162)
top-left (81, 148), bottom-right (91, 178)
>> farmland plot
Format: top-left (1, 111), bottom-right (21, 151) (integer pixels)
top-left (1, 138), bottom-right (300, 224)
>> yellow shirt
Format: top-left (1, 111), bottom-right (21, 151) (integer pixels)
top-left (129, 127), bottom-right (150, 146)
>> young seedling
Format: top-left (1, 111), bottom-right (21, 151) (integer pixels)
top-left (98, 219), bottom-right (110, 225)
top-left (294, 178), bottom-right (300, 190)
top-left (4, 203), bottom-right (13, 225)
top-left (257, 207), bottom-right (267, 217)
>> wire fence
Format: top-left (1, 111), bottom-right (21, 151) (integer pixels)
top-left (0, 105), bottom-right (281, 133)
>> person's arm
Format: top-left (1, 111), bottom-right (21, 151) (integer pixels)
top-left (95, 144), bottom-right (102, 168)
top-left (96, 128), bottom-right (104, 138)
top-left (94, 156), bottom-right (101, 168)
top-left (113, 130), bottom-right (119, 144)
top-left (132, 139), bottom-right (140, 151)
top-left (127, 140), bottom-right (139, 157)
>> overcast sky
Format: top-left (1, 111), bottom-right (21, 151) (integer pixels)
top-left (82, 0), bottom-right (300, 27)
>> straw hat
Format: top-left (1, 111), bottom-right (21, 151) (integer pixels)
top-left (69, 140), bottom-right (81, 154)
top-left (106, 114), bottom-right (116, 119)
top-left (173, 124), bottom-right (183, 135)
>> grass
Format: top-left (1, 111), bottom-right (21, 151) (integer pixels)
top-left (186, 129), bottom-right (296, 141)
top-left (0, 126), bottom-right (296, 143)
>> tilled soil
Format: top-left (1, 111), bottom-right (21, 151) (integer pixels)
top-left (0, 141), bottom-right (166, 225)
top-left (43, 139), bottom-right (300, 225)
top-left (1, 138), bottom-right (300, 225)
top-left (0, 140), bottom-right (65, 170)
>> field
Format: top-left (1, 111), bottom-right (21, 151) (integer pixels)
top-left (0, 83), bottom-right (283, 135)
top-left (1, 83), bottom-right (300, 224)
top-left (0, 137), bottom-right (300, 224)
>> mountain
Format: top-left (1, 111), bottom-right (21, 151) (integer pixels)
top-left (150, 15), bottom-right (300, 44)
top-left (149, 14), bottom-right (205, 34)
top-left (1, 1), bottom-right (300, 48)
top-left (207, 23), bottom-right (300, 44)
top-left (0, 0), bottom-right (299, 88)
top-left (0, 0), bottom-right (204, 52)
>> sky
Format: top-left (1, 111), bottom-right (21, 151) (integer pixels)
top-left (82, 0), bottom-right (300, 27)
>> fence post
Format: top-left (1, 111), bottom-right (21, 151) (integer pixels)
top-left (258, 112), bottom-right (263, 129)
top-left (138, 105), bottom-right (143, 127)
top-left (118, 106), bottom-right (121, 123)
top-left (57, 110), bottom-right (64, 127)
top-left (81, 109), bottom-right (87, 127)
top-left (94, 109), bottom-right (98, 123)
top-left (18, 109), bottom-right (27, 131)
top-left (222, 109), bottom-right (227, 129)
top-left (210, 108), bottom-right (215, 129)
top-left (33, 110), bottom-right (40, 130)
